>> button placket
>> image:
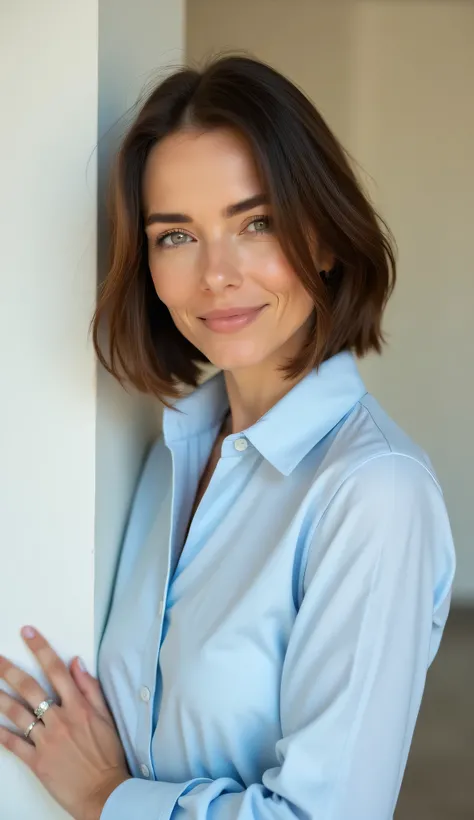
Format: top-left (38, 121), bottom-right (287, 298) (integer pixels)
top-left (134, 596), bottom-right (169, 782)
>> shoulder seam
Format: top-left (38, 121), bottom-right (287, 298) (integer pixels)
top-left (357, 402), bottom-right (441, 489)
top-left (358, 398), bottom-right (393, 452)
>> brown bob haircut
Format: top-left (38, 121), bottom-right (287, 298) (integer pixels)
top-left (92, 55), bottom-right (396, 401)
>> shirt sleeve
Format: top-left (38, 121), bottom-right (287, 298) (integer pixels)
top-left (101, 453), bottom-right (455, 820)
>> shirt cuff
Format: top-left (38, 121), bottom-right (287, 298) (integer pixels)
top-left (100, 776), bottom-right (213, 820)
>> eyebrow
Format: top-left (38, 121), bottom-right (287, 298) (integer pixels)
top-left (225, 193), bottom-right (269, 218)
top-left (144, 194), bottom-right (269, 228)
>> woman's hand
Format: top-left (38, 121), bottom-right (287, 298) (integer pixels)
top-left (0, 627), bottom-right (130, 820)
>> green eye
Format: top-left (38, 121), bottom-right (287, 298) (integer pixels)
top-left (247, 216), bottom-right (272, 234)
top-left (157, 231), bottom-right (193, 248)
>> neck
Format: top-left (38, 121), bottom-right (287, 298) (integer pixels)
top-left (220, 319), bottom-right (314, 434)
top-left (223, 362), bottom-right (310, 434)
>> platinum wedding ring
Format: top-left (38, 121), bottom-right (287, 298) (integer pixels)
top-left (24, 719), bottom-right (40, 739)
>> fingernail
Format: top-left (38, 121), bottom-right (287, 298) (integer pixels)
top-left (21, 626), bottom-right (36, 639)
top-left (77, 657), bottom-right (87, 673)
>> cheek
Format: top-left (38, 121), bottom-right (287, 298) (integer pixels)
top-left (246, 244), bottom-right (313, 311)
top-left (149, 258), bottom-right (194, 309)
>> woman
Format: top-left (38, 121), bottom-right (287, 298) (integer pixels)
top-left (0, 56), bottom-right (455, 820)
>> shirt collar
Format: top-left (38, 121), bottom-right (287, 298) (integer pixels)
top-left (163, 352), bottom-right (367, 476)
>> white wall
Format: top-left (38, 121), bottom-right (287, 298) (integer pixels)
top-left (0, 2), bottom-right (184, 817)
top-left (0, 3), bottom-right (98, 817)
top-left (187, 0), bottom-right (474, 602)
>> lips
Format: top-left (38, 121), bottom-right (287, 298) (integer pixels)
top-left (199, 305), bottom-right (267, 333)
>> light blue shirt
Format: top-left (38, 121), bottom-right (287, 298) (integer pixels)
top-left (98, 352), bottom-right (455, 820)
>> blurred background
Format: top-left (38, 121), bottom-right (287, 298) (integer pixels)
top-left (1, 1), bottom-right (472, 818)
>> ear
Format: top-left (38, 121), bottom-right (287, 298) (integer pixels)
top-left (318, 246), bottom-right (335, 274)
top-left (309, 229), bottom-right (334, 274)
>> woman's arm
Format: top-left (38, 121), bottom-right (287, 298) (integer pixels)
top-left (101, 454), bottom-right (455, 820)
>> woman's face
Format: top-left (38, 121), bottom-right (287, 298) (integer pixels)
top-left (142, 127), bottom-right (322, 373)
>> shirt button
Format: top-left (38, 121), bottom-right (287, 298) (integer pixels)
top-left (140, 686), bottom-right (151, 703)
top-left (139, 763), bottom-right (150, 778)
top-left (234, 437), bottom-right (248, 452)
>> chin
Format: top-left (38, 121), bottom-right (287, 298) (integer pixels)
top-left (202, 340), bottom-right (270, 373)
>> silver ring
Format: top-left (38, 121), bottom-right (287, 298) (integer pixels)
top-left (24, 719), bottom-right (40, 739)
top-left (34, 698), bottom-right (55, 720)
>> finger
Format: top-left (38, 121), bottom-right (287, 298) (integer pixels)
top-left (0, 725), bottom-right (36, 767)
top-left (0, 691), bottom-right (44, 741)
top-left (70, 658), bottom-right (113, 722)
top-left (0, 655), bottom-right (55, 725)
top-left (21, 626), bottom-right (78, 708)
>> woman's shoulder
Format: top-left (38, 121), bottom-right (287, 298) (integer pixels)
top-left (302, 391), bottom-right (453, 581)
top-left (325, 392), bottom-right (441, 497)
top-left (301, 394), bottom-right (456, 622)
top-left (359, 393), bottom-right (436, 471)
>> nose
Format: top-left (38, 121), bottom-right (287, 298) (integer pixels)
top-left (199, 237), bottom-right (242, 293)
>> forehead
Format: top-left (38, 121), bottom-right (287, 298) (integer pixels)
top-left (142, 127), bottom-right (264, 211)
